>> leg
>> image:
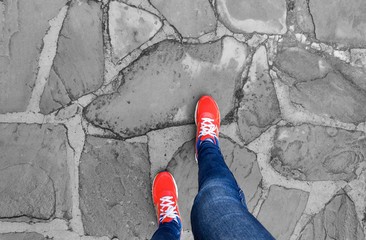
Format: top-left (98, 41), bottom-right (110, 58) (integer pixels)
top-left (191, 141), bottom-right (274, 240)
top-left (151, 221), bottom-right (181, 240)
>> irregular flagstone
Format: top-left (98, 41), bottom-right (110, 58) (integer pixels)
top-left (147, 125), bottom-right (195, 180)
top-left (84, 37), bottom-right (248, 138)
top-left (167, 138), bottom-right (262, 231)
top-left (109, 1), bottom-right (162, 60)
top-left (238, 46), bottom-right (280, 143)
top-left (270, 124), bottom-right (366, 181)
top-left (0, 232), bottom-right (47, 240)
top-left (309, 0), bottom-right (366, 46)
top-left (0, 0), bottom-right (67, 113)
top-left (351, 49), bottom-right (366, 68)
top-left (40, 0), bottom-right (104, 114)
top-left (79, 136), bottom-right (155, 239)
top-left (299, 192), bottom-right (364, 240)
top-left (274, 47), bottom-right (332, 83)
top-left (0, 124), bottom-right (71, 220)
top-left (216, 0), bottom-right (287, 34)
top-left (275, 47), bottom-right (366, 124)
top-left (0, 164), bottom-right (55, 219)
top-left (294, 0), bottom-right (315, 34)
top-left (0, 0), bottom-right (18, 56)
top-left (257, 185), bottom-right (309, 240)
top-left (150, 0), bottom-right (216, 38)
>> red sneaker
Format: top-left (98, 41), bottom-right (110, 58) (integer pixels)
top-left (195, 95), bottom-right (220, 160)
top-left (152, 171), bottom-right (182, 227)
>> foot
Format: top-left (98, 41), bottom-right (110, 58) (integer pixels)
top-left (152, 171), bottom-right (182, 227)
top-left (195, 95), bottom-right (221, 160)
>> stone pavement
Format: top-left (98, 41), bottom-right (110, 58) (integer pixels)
top-left (0, 0), bottom-right (366, 239)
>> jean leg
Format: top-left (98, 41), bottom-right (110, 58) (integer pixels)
top-left (151, 220), bottom-right (181, 240)
top-left (191, 141), bottom-right (274, 240)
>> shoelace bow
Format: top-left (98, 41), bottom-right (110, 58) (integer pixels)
top-left (199, 117), bottom-right (217, 138)
top-left (159, 196), bottom-right (179, 223)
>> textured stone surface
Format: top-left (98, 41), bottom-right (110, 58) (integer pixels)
top-left (271, 124), bottom-right (366, 181)
top-left (295, 0), bottom-right (315, 33)
top-left (150, 0), bottom-right (216, 38)
top-left (275, 47), bottom-right (366, 124)
top-left (0, 0), bottom-right (67, 113)
top-left (351, 49), bottom-right (366, 68)
top-left (109, 1), bottom-right (162, 60)
top-left (84, 37), bottom-right (248, 138)
top-left (79, 136), bottom-right (155, 239)
top-left (167, 138), bottom-right (262, 231)
top-left (216, 0), bottom-right (287, 34)
top-left (40, 0), bottom-right (104, 114)
top-left (257, 186), bottom-right (309, 240)
top-left (0, 124), bottom-right (70, 220)
top-left (238, 46), bottom-right (280, 143)
top-left (299, 192), bottom-right (364, 240)
top-left (310, 0), bottom-right (366, 46)
top-left (274, 47), bottom-right (331, 83)
top-left (0, 164), bottom-right (55, 219)
top-left (147, 125), bottom-right (195, 180)
top-left (0, 232), bottom-right (47, 240)
top-left (0, 0), bottom-right (18, 56)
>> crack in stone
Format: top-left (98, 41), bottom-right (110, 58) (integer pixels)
top-left (26, 4), bottom-right (69, 113)
top-left (306, 0), bottom-right (316, 38)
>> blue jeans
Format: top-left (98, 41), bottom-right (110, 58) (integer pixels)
top-left (151, 141), bottom-right (274, 240)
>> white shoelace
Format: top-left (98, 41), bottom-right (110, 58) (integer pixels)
top-left (159, 196), bottom-right (179, 223)
top-left (199, 117), bottom-right (217, 138)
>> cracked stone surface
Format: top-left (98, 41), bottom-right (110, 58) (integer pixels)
top-left (238, 45), bottom-right (280, 143)
top-left (0, 124), bottom-right (71, 220)
top-left (271, 124), bottom-right (366, 181)
top-left (166, 138), bottom-right (262, 232)
top-left (257, 185), bottom-right (309, 240)
top-left (216, 0), bottom-right (287, 34)
top-left (275, 47), bottom-right (366, 124)
top-left (109, 1), bottom-right (162, 61)
top-left (1, 0), bottom-right (366, 239)
top-left (299, 191), bottom-right (365, 240)
top-left (0, 0), bottom-right (67, 113)
top-left (40, 0), bottom-right (104, 114)
top-left (0, 232), bottom-right (47, 240)
top-left (79, 136), bottom-right (155, 239)
top-left (150, 0), bottom-right (216, 38)
top-left (310, 0), bottom-right (366, 46)
top-left (85, 37), bottom-right (248, 138)
top-left (294, 0), bottom-right (315, 34)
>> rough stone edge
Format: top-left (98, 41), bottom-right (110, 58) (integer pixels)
top-left (26, 4), bottom-right (70, 113)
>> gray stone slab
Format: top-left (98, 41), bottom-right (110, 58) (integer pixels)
top-left (257, 185), bottom-right (309, 240)
top-left (299, 192), bottom-right (364, 240)
top-left (0, 232), bottom-right (47, 240)
top-left (150, 0), bottom-right (216, 38)
top-left (0, 164), bottom-right (54, 219)
top-left (271, 124), bottom-right (366, 181)
top-left (274, 47), bottom-right (332, 83)
top-left (167, 138), bottom-right (262, 231)
top-left (309, 0), bottom-right (366, 46)
top-left (216, 0), bottom-right (287, 34)
top-left (40, 0), bottom-right (104, 114)
top-left (295, 0), bottom-right (314, 34)
top-left (0, 0), bottom-right (67, 113)
top-left (79, 136), bottom-right (155, 239)
top-left (275, 47), bottom-right (366, 124)
top-left (238, 46), bottom-right (280, 143)
top-left (109, 1), bottom-right (162, 60)
top-left (0, 124), bottom-right (71, 220)
top-left (84, 37), bottom-right (248, 138)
